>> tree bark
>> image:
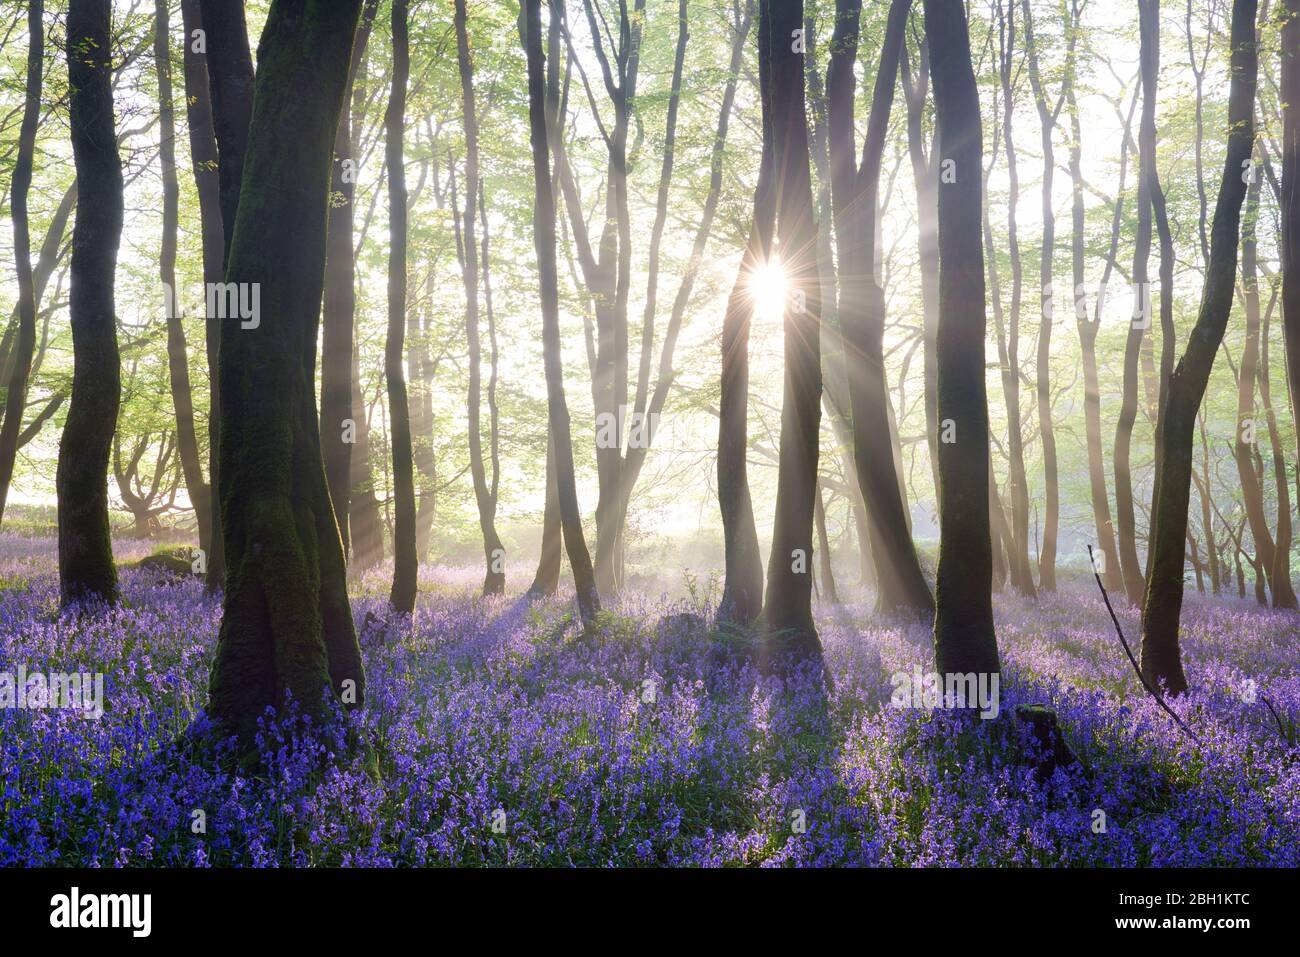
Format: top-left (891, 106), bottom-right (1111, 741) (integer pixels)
top-left (455, 0), bottom-right (506, 595)
top-left (1259, 277), bottom-right (1296, 607)
top-left (1022, 0), bottom-right (1058, 591)
top-left (1140, 0), bottom-right (1257, 695)
top-left (206, 0), bottom-right (367, 745)
top-left (1282, 0), bottom-right (1300, 509)
top-left (386, 0), bottom-right (418, 615)
top-left (1114, 0), bottom-right (1159, 605)
top-left (195, 0), bottom-right (253, 593)
top-left (320, 0), bottom-right (377, 559)
top-left (1235, 158), bottom-right (1297, 606)
top-left (524, 0), bottom-right (600, 625)
top-left (758, 0), bottom-right (825, 662)
top-left (717, 1), bottom-right (773, 629)
top-left (0, 0), bottom-right (43, 527)
top-left (923, 0), bottom-right (1001, 677)
top-left (155, 0), bottom-right (213, 579)
top-left (1066, 13), bottom-right (1128, 594)
top-left (826, 0), bottom-right (934, 618)
top-left (180, 0), bottom-right (225, 588)
top-left (991, 0), bottom-right (1036, 597)
top-left (58, 0), bottom-right (124, 608)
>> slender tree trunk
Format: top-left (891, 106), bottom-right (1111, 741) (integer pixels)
top-left (58, 0), bottom-right (123, 608)
top-left (1115, 0), bottom-right (1159, 605)
top-left (180, 0), bottom-right (225, 587)
top-left (901, 38), bottom-right (943, 502)
top-left (826, 0), bottom-right (933, 618)
top-left (385, 0), bottom-right (417, 615)
top-left (1236, 161), bottom-right (1296, 605)
top-left (195, 0), bottom-right (253, 593)
top-left (528, 2), bottom-right (566, 598)
top-left (1260, 285), bottom-right (1296, 606)
top-left (321, 0), bottom-right (377, 559)
top-left (0, 0), bottom-right (43, 527)
top-left (759, 0), bottom-right (825, 662)
top-left (197, 0), bottom-right (254, 263)
top-left (814, 482), bottom-right (839, 604)
top-left (1141, 0), bottom-right (1257, 695)
top-left (1069, 30), bottom-right (1129, 593)
top-left (154, 0), bottom-right (213, 576)
top-left (529, 434), bottom-right (562, 596)
top-left (455, 0), bottom-right (506, 595)
top-left (992, 0), bottom-right (1036, 597)
top-left (206, 0), bottom-right (367, 745)
top-left (1282, 0), bottom-right (1300, 510)
top-left (717, 2), bottom-right (772, 629)
top-left (1022, 0), bottom-right (1058, 590)
top-left (524, 0), bottom-right (600, 624)
top-left (923, 0), bottom-right (1000, 676)
top-left (348, 348), bottom-right (385, 568)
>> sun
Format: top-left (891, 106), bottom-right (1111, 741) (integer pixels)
top-left (748, 256), bottom-right (788, 322)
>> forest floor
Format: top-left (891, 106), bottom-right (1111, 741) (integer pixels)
top-left (0, 532), bottom-right (1296, 866)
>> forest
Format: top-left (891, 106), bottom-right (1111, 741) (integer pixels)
top-left (0, 0), bottom-right (1296, 875)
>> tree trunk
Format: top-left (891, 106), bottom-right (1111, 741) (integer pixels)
top-left (180, 0), bottom-right (226, 588)
top-left (923, 0), bottom-right (1001, 677)
top-left (320, 0), bottom-right (377, 559)
top-left (826, 0), bottom-right (934, 618)
top-left (717, 2), bottom-right (773, 630)
top-left (0, 0), bottom-right (43, 527)
top-left (759, 0), bottom-right (825, 662)
top-left (1022, 0), bottom-right (1058, 591)
top-left (1259, 284), bottom-right (1296, 607)
top-left (385, 0), bottom-right (418, 615)
top-left (992, 0), bottom-right (1036, 597)
top-left (455, 0), bottom-right (506, 595)
top-left (206, 0), bottom-right (367, 745)
top-left (1114, 0), bottom-right (1159, 605)
top-left (814, 482), bottom-right (839, 604)
top-left (1235, 160), bottom-right (1297, 606)
top-left (524, 0), bottom-right (600, 625)
top-left (1140, 0), bottom-right (1257, 695)
top-left (58, 0), bottom-right (124, 608)
top-left (1282, 0), bottom-right (1300, 513)
top-left (529, 433), bottom-right (562, 596)
top-left (155, 0), bottom-right (213, 579)
top-left (1066, 15), bottom-right (1127, 593)
top-left (195, 0), bottom-right (253, 593)
top-left (901, 38), bottom-right (943, 502)
top-left (348, 346), bottom-right (385, 568)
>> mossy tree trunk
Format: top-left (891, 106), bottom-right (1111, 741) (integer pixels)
top-left (58, 0), bottom-right (123, 609)
top-left (1140, 0), bottom-right (1258, 695)
top-left (206, 0), bottom-right (367, 744)
top-left (922, 0), bottom-right (1001, 677)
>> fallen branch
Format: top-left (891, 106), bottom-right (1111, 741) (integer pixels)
top-left (1087, 545), bottom-right (1201, 744)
